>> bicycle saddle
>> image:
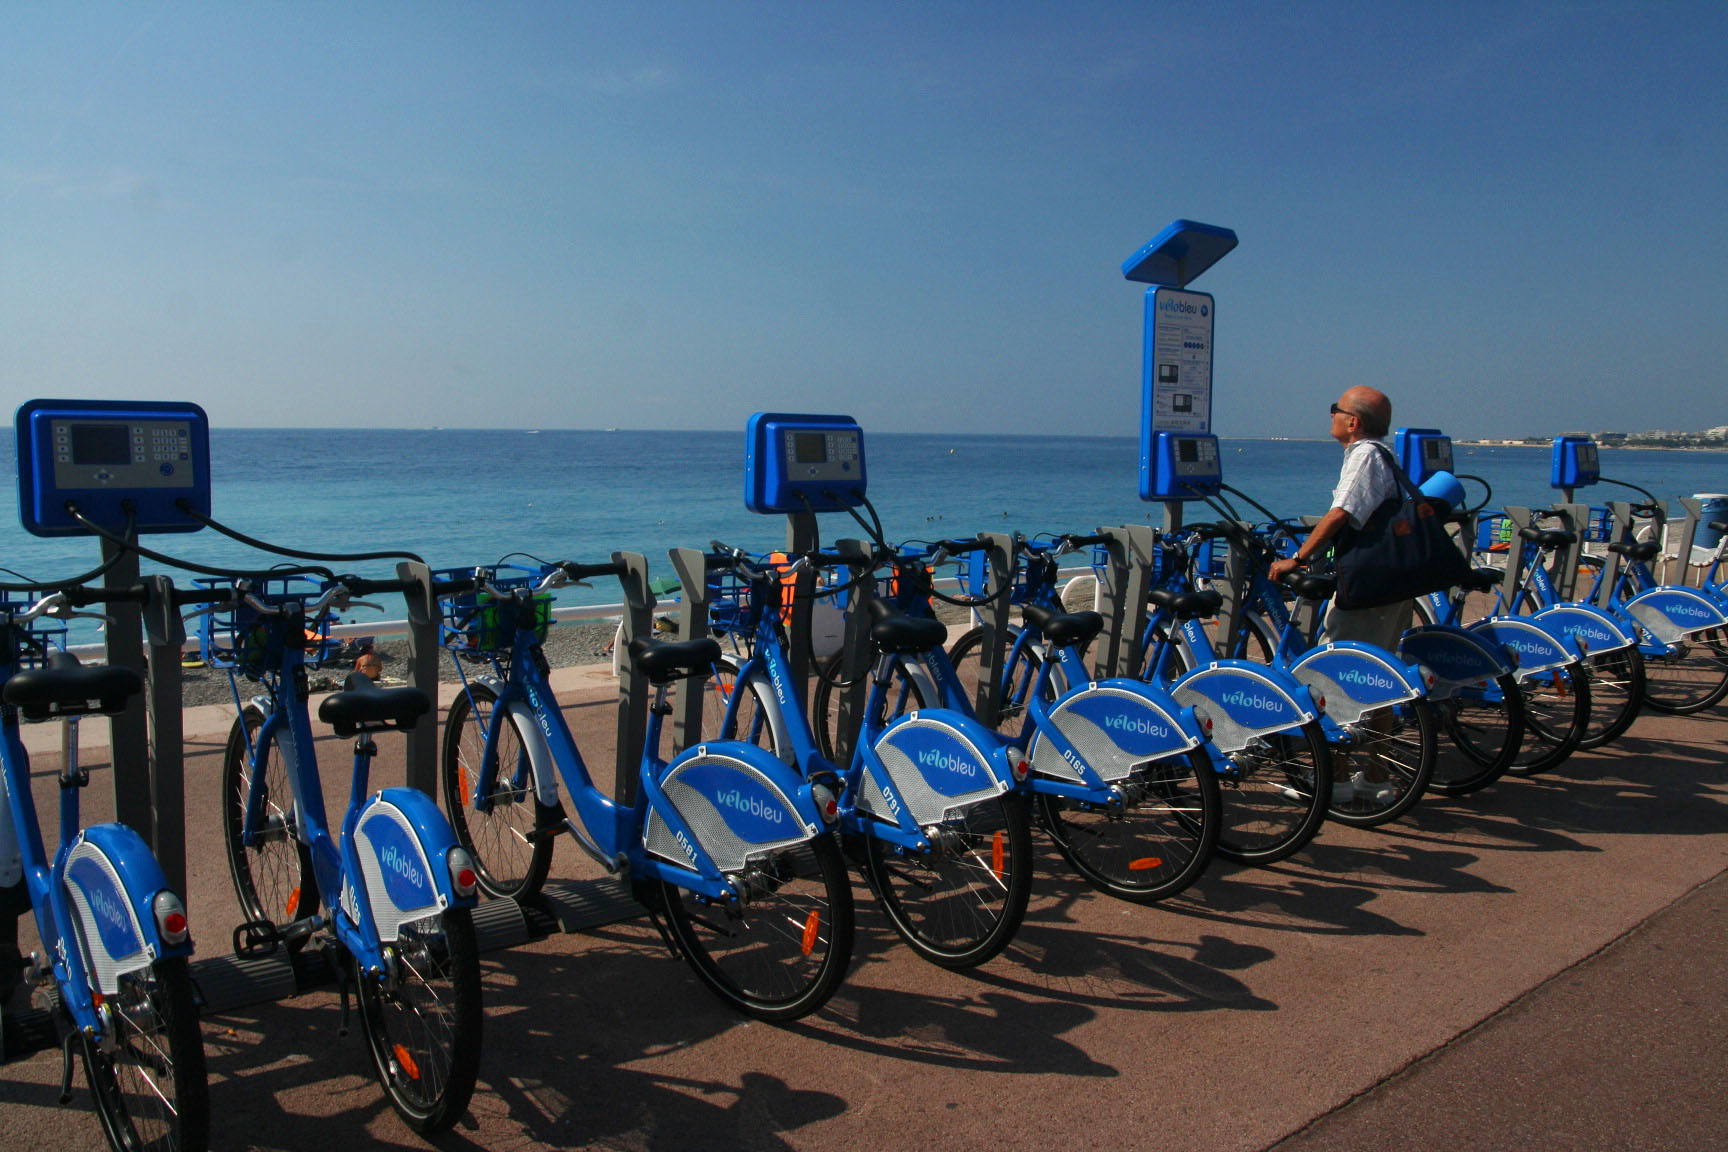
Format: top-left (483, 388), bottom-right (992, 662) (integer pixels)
top-left (1276, 571), bottom-right (1336, 600)
top-left (1517, 526), bottom-right (1576, 548)
top-left (1147, 586), bottom-right (1223, 620)
top-left (865, 598), bottom-right (947, 654)
top-left (318, 672), bottom-right (431, 736)
top-left (2, 651), bottom-right (142, 722)
top-left (1607, 539), bottom-right (1662, 562)
top-left (628, 637), bottom-right (723, 684)
top-left (1020, 604), bottom-right (1104, 648)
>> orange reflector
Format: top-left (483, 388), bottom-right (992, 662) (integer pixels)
top-left (394, 1044), bottom-right (421, 1081)
top-left (285, 888), bottom-right (301, 918)
top-left (459, 766), bottom-right (470, 801)
top-left (1128, 857), bottom-right (1164, 871)
top-left (801, 910), bottom-right (821, 955)
top-left (992, 831), bottom-right (1006, 878)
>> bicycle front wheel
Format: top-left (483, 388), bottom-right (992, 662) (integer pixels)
top-left (1214, 720), bottom-right (1331, 865)
top-left (1038, 746), bottom-right (1221, 902)
top-left (1639, 628), bottom-right (1728, 714)
top-left (443, 683), bottom-right (556, 901)
top-left (864, 792), bottom-right (1033, 969)
top-left (1508, 662), bottom-right (1591, 775)
top-left (660, 834), bottom-right (854, 1022)
top-left (1428, 673), bottom-right (1525, 795)
top-left (356, 908), bottom-right (484, 1135)
top-left (222, 709), bottom-right (316, 942)
top-left (1326, 699), bottom-right (1436, 828)
top-left (82, 956), bottom-right (209, 1152)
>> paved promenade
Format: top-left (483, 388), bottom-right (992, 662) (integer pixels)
top-left (2, 664), bottom-right (1724, 1151)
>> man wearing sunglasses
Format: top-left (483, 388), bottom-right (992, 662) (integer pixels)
top-left (1267, 385), bottom-right (1407, 803)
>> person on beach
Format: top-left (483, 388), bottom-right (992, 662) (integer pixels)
top-left (354, 650), bottom-right (384, 682)
top-left (1266, 384), bottom-right (1408, 803)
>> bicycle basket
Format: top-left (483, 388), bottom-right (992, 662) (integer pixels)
top-left (195, 576), bottom-right (340, 675)
top-left (435, 565), bottom-right (550, 655)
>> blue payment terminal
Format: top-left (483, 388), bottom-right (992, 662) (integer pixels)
top-left (16, 399), bottom-right (211, 536)
top-left (1394, 428), bottom-right (1454, 487)
top-left (1550, 435), bottom-right (1600, 489)
top-left (745, 412), bottom-right (867, 514)
top-left (1142, 431), bottom-right (1223, 501)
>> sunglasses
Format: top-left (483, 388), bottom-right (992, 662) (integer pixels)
top-left (1329, 403), bottom-right (1358, 418)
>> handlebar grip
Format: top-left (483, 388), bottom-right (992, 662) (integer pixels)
top-left (934, 537), bottom-right (989, 555)
top-left (1057, 533), bottom-right (1111, 549)
top-left (59, 585), bottom-right (148, 608)
top-left (559, 560), bottom-right (624, 582)
top-left (338, 575), bottom-right (417, 597)
top-left (167, 586), bottom-right (238, 608)
top-left (431, 576), bottom-right (479, 598)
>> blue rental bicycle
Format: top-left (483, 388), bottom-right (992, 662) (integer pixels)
top-left (701, 543), bottom-right (1035, 968)
top-left (190, 572), bottom-right (484, 1134)
top-left (436, 558), bottom-right (853, 1021)
top-left (822, 535), bottom-right (1223, 905)
top-left (0, 586), bottom-right (208, 1151)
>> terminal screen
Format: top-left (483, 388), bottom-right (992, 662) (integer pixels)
top-left (793, 431), bottom-right (828, 464)
top-left (71, 423), bottom-right (132, 466)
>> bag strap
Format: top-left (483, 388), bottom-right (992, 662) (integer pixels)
top-left (1367, 441), bottom-right (1426, 502)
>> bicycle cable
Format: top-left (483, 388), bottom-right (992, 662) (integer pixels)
top-left (67, 504), bottom-right (337, 584)
top-left (174, 499), bottom-right (426, 566)
top-left (0, 507), bottom-right (142, 593)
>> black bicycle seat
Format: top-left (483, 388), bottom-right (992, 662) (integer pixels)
top-left (1147, 586), bottom-right (1223, 619)
top-left (1463, 567), bottom-right (1504, 593)
top-left (318, 673), bottom-right (431, 736)
top-left (2, 651), bottom-right (141, 722)
top-left (1020, 604), bottom-right (1104, 649)
top-left (1607, 539), bottom-right (1662, 562)
top-left (866, 598), bottom-right (947, 655)
top-left (1278, 571), bottom-right (1336, 600)
top-left (628, 637), bottom-right (723, 684)
top-left (1517, 527), bottom-right (1576, 548)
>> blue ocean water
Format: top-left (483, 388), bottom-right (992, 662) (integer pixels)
top-left (1, 428), bottom-right (1723, 612)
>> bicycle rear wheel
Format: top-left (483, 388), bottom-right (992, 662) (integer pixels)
top-left (660, 834), bottom-right (854, 1021)
top-left (82, 956), bottom-right (209, 1152)
top-left (221, 709), bottom-right (316, 944)
top-left (704, 657), bottom-right (786, 757)
top-left (1639, 628), bottom-right (1728, 714)
top-left (1325, 699), bottom-right (1436, 827)
top-left (1507, 663), bottom-right (1591, 775)
top-left (1038, 746), bottom-right (1221, 902)
top-left (864, 792), bottom-right (1033, 968)
top-left (1578, 647), bottom-right (1646, 748)
top-left (1214, 720), bottom-right (1331, 865)
top-left (356, 908), bottom-right (484, 1135)
top-left (442, 683), bottom-right (556, 901)
top-left (1427, 674), bottom-right (1525, 795)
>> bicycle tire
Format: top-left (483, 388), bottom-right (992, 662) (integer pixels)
top-left (1325, 698), bottom-right (1437, 828)
top-left (442, 683), bottom-right (556, 901)
top-left (1638, 627), bottom-right (1728, 714)
top-left (660, 833), bottom-right (854, 1021)
top-left (221, 709), bottom-right (316, 944)
top-left (1506, 662), bottom-right (1591, 775)
top-left (1144, 622), bottom-right (1329, 864)
top-left (864, 790), bottom-right (1033, 968)
top-left (1037, 746), bottom-right (1221, 902)
top-left (949, 626), bottom-right (1222, 902)
top-left (1578, 647), bottom-right (1646, 747)
top-left (1427, 673), bottom-right (1525, 795)
top-left (356, 907), bottom-right (484, 1135)
top-left (82, 956), bottom-right (209, 1152)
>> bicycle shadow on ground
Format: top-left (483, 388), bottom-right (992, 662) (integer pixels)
top-left (200, 927), bottom-right (848, 1151)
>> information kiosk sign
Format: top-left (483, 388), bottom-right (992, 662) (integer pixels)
top-left (745, 412), bottom-right (866, 514)
top-left (16, 399), bottom-right (210, 536)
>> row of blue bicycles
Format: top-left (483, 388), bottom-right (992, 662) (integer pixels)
top-left (5, 459), bottom-right (1726, 1151)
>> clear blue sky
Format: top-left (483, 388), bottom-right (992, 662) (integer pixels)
top-left (4, 2), bottom-right (1724, 440)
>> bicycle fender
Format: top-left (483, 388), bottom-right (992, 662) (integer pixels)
top-left (1466, 616), bottom-right (1579, 680)
top-left (1169, 661), bottom-right (1318, 754)
top-left (1622, 586), bottom-right (1728, 644)
top-left (1396, 625), bottom-right (1515, 698)
top-left (64, 825), bottom-right (186, 994)
top-left (862, 708), bottom-right (1014, 828)
top-left (351, 788), bottom-right (470, 944)
top-left (501, 696), bottom-right (563, 807)
top-left (1286, 642), bottom-right (1424, 725)
top-left (1530, 602), bottom-right (1637, 657)
top-left (644, 744), bottom-right (821, 874)
top-left (1028, 679), bottom-right (1204, 785)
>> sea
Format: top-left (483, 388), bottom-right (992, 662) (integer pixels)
top-left (2, 428), bottom-right (1724, 631)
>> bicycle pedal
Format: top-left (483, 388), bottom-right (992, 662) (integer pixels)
top-left (233, 919), bottom-right (284, 957)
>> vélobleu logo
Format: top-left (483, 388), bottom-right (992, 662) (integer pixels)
top-left (714, 786), bottom-right (786, 827)
top-left (916, 748), bottom-right (980, 779)
top-left (1104, 713), bottom-right (1171, 740)
top-left (1159, 297), bottom-right (1208, 318)
top-left (1333, 667), bottom-right (1399, 693)
top-left (68, 858), bottom-right (140, 957)
top-left (1219, 688), bottom-right (1279, 712)
top-left (380, 844), bottom-right (424, 890)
